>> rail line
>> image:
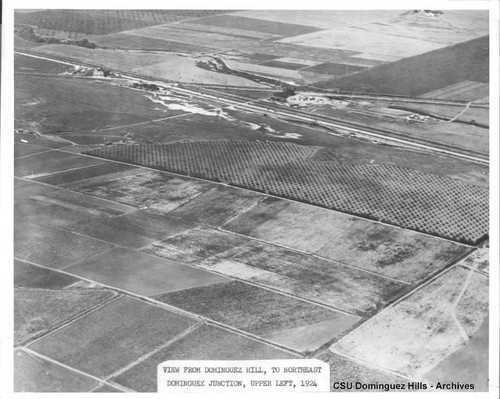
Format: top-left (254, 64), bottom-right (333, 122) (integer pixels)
top-left (15, 50), bottom-right (489, 164)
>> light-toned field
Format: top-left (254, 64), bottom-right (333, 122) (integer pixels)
top-left (376, 119), bottom-right (489, 155)
top-left (358, 12), bottom-right (488, 45)
top-left (33, 45), bottom-right (169, 68)
top-left (224, 198), bottom-right (469, 284)
top-left (134, 59), bottom-right (267, 87)
top-left (231, 10), bottom-right (402, 29)
top-left (420, 80), bottom-right (489, 101)
top-left (31, 45), bottom-right (267, 87)
top-left (332, 265), bottom-right (488, 379)
top-left (457, 107), bottom-right (489, 126)
top-left (279, 27), bottom-right (448, 59)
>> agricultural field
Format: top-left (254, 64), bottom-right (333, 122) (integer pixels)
top-left (317, 36), bottom-right (489, 95)
top-left (12, 9), bottom-right (491, 394)
top-left (333, 265), bottom-right (488, 384)
top-left (420, 80), bottom-right (489, 101)
top-left (14, 9), bottom-right (233, 36)
top-left (84, 141), bottom-right (488, 244)
top-left (277, 95), bottom-right (490, 157)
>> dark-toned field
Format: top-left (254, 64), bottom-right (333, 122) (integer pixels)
top-left (317, 36), bottom-right (489, 95)
top-left (15, 10), bottom-right (232, 36)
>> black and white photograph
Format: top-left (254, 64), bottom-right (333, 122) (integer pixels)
top-left (1, 1), bottom-right (499, 396)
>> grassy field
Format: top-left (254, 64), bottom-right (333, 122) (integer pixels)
top-left (420, 80), bottom-right (489, 101)
top-left (333, 265), bottom-right (488, 379)
top-left (15, 53), bottom-right (73, 74)
top-left (317, 36), bottom-right (489, 95)
top-left (15, 66), bottom-right (173, 134)
top-left (83, 141), bottom-right (489, 244)
top-left (308, 105), bottom-right (489, 157)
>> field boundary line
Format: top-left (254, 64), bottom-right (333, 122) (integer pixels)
top-left (14, 148), bottom-right (56, 160)
top-left (67, 152), bottom-right (477, 247)
top-left (324, 347), bottom-right (414, 382)
top-left (144, 241), bottom-right (361, 317)
top-left (103, 322), bottom-right (203, 381)
top-left (20, 348), bottom-right (132, 393)
top-left (382, 249), bottom-right (478, 310)
top-left (449, 101), bottom-right (472, 122)
top-left (217, 226), bottom-right (417, 286)
top-left (15, 175), bottom-right (139, 210)
top-left (14, 258), bottom-right (304, 358)
top-left (18, 161), bottom-right (109, 180)
top-left (20, 286), bottom-right (122, 348)
top-left (450, 264), bottom-right (481, 342)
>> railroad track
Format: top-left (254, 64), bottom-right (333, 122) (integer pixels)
top-left (15, 49), bottom-right (489, 164)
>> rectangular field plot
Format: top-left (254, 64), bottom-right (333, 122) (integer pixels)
top-left (317, 351), bottom-right (409, 391)
top-left (318, 36), bottom-right (489, 95)
top-left (15, 53), bottom-right (74, 75)
top-left (225, 59), bottom-right (329, 85)
top-left (64, 169), bottom-right (212, 214)
top-left (144, 226), bottom-right (249, 264)
top-left (66, 247), bottom-right (229, 296)
top-left (14, 218), bottom-right (67, 256)
top-left (154, 280), bottom-right (360, 352)
top-left (279, 27), bottom-right (445, 59)
top-left (333, 266), bottom-right (488, 379)
top-left (177, 23), bottom-right (277, 40)
top-left (15, 144), bottom-right (52, 159)
top-left (123, 25), bottom-right (259, 50)
top-left (28, 297), bottom-right (195, 378)
top-left (14, 350), bottom-right (99, 392)
top-left (78, 210), bottom-right (194, 249)
top-left (15, 185), bottom-right (134, 230)
top-left (190, 15), bottom-right (321, 37)
top-left (231, 10), bottom-right (402, 30)
top-left (303, 62), bottom-right (366, 76)
top-left (14, 150), bottom-right (103, 179)
top-left (86, 141), bottom-right (488, 244)
top-left (15, 260), bottom-right (80, 290)
top-left (16, 230), bottom-right (114, 270)
top-left (239, 42), bottom-right (361, 63)
top-left (92, 33), bottom-right (218, 52)
top-left (224, 197), bottom-right (470, 284)
top-left (33, 162), bottom-right (137, 187)
top-left (168, 185), bottom-right (264, 227)
top-left (145, 223), bottom-right (407, 314)
top-left (15, 287), bottom-right (117, 346)
top-left (202, 239), bottom-right (408, 315)
top-left (260, 60), bottom-right (312, 70)
top-left (112, 324), bottom-right (297, 392)
top-left (420, 80), bottom-right (489, 101)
